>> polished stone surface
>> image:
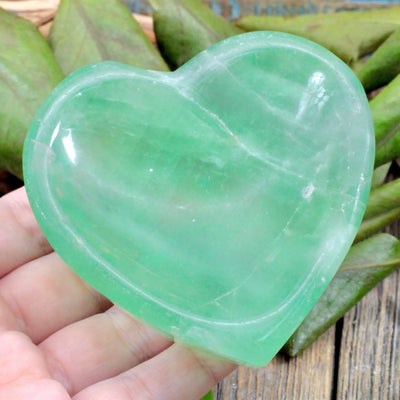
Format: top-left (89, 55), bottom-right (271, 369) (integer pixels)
top-left (23, 32), bottom-right (374, 366)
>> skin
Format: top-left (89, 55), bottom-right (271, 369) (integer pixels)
top-left (0, 187), bottom-right (236, 400)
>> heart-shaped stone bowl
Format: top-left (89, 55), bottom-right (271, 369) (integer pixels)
top-left (23, 31), bottom-right (374, 366)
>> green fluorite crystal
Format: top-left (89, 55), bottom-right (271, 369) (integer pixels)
top-left (23, 32), bottom-right (374, 366)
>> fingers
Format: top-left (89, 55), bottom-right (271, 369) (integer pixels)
top-left (0, 331), bottom-right (70, 400)
top-left (0, 252), bottom-right (111, 343)
top-left (0, 187), bottom-right (236, 399)
top-left (0, 330), bottom-right (49, 383)
top-left (0, 380), bottom-right (70, 400)
top-left (73, 343), bottom-right (236, 400)
top-left (0, 294), bottom-right (22, 332)
top-left (39, 306), bottom-right (172, 395)
top-left (0, 187), bottom-right (52, 277)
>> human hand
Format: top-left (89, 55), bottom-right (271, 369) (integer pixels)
top-left (0, 187), bottom-right (236, 399)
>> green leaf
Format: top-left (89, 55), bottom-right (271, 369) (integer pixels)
top-left (371, 162), bottom-right (391, 189)
top-left (355, 179), bottom-right (400, 242)
top-left (370, 74), bottom-right (400, 167)
top-left (0, 8), bottom-right (64, 179)
top-left (49, 0), bottom-right (168, 75)
top-left (355, 208), bottom-right (400, 243)
top-left (236, 9), bottom-right (400, 64)
top-left (200, 391), bottom-right (213, 400)
top-left (350, 57), bottom-right (368, 75)
top-left (149, 0), bottom-right (243, 69)
top-left (283, 233), bottom-right (400, 356)
top-left (357, 26), bottom-right (400, 92)
top-left (363, 178), bottom-right (400, 219)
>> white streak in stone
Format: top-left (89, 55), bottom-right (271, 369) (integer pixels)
top-left (211, 59), bottom-right (302, 129)
top-left (301, 182), bottom-right (315, 200)
top-left (262, 202), bottom-right (305, 267)
top-left (177, 88), bottom-right (306, 180)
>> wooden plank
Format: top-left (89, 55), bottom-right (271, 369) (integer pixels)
top-left (337, 267), bottom-right (400, 399)
top-left (1, 0), bottom-right (156, 43)
top-left (0, 0), bottom-right (59, 25)
top-left (216, 325), bottom-right (336, 399)
top-left (0, 0), bottom-right (59, 12)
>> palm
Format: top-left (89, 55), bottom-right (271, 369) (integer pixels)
top-left (0, 188), bottom-right (235, 399)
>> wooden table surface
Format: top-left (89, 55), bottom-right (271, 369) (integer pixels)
top-left (1, 1), bottom-right (400, 398)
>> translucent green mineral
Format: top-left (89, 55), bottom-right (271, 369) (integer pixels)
top-left (23, 32), bottom-right (374, 366)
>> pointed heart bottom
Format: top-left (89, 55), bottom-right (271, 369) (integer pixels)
top-left (23, 32), bottom-right (374, 366)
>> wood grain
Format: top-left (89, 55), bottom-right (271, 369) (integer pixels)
top-left (337, 260), bottom-right (400, 398)
top-left (0, 0), bottom-right (59, 24)
top-left (0, 0), bottom-right (155, 42)
top-left (217, 326), bottom-right (336, 399)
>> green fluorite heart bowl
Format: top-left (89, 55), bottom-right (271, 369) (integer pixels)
top-left (23, 32), bottom-right (374, 366)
